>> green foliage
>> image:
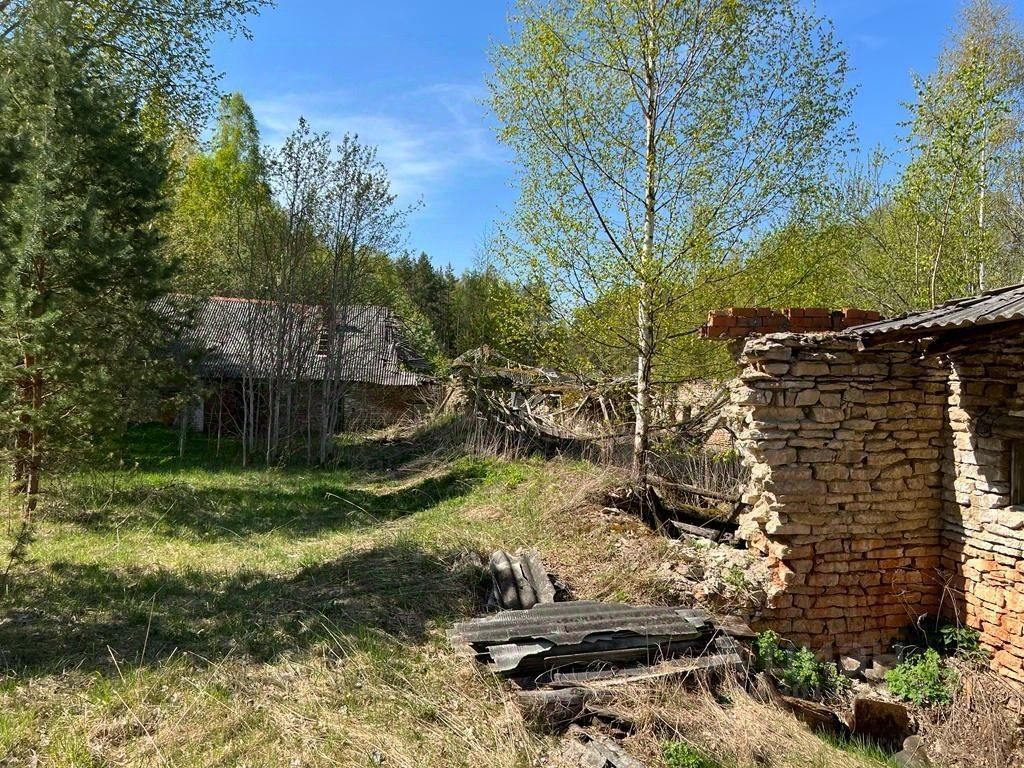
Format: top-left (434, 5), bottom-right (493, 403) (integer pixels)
top-left (885, 649), bottom-right (956, 706)
top-left (904, 618), bottom-right (988, 663)
top-left (847, 0), bottom-right (1024, 312)
top-left (491, 0), bottom-right (852, 475)
top-left (0, 0), bottom-right (272, 125)
top-left (939, 624), bottom-right (986, 661)
top-left (0, 0), bottom-right (173, 495)
top-left (662, 741), bottom-right (723, 768)
top-left (168, 92), bottom-right (271, 294)
top-left (754, 631), bottom-right (851, 699)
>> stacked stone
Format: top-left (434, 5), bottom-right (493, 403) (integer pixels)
top-left (941, 340), bottom-right (1024, 685)
top-left (728, 333), bottom-right (948, 657)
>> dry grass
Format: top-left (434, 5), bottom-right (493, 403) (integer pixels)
top-left (579, 678), bottom-right (896, 768)
top-left (919, 662), bottom-right (1024, 768)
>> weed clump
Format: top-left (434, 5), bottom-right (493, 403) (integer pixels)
top-left (886, 649), bottom-right (956, 706)
top-left (754, 630), bottom-right (850, 699)
top-left (662, 740), bottom-right (723, 768)
top-left (910, 621), bottom-right (988, 663)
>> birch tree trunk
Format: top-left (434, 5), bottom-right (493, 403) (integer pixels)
top-left (632, 0), bottom-right (658, 485)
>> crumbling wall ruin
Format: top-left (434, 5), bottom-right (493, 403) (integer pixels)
top-left (730, 330), bottom-right (1024, 687)
top-left (729, 333), bottom-right (948, 657)
top-left (942, 339), bottom-right (1024, 685)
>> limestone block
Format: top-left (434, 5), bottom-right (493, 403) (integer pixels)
top-left (815, 465), bottom-right (851, 482)
top-left (799, 449), bottom-right (836, 463)
top-left (812, 407), bottom-right (846, 423)
top-left (793, 390), bottom-right (820, 407)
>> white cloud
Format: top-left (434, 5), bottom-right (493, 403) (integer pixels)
top-left (250, 84), bottom-right (509, 202)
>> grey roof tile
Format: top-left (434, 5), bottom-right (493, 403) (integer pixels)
top-left (161, 296), bottom-right (427, 386)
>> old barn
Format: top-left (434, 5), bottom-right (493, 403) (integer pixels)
top-left (167, 296), bottom-right (430, 438)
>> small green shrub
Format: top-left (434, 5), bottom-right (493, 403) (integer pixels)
top-left (904, 619), bottom-right (987, 663)
top-left (885, 649), bottom-right (956, 706)
top-left (754, 630), bottom-right (851, 699)
top-left (662, 741), bottom-right (722, 768)
top-left (939, 624), bottom-right (986, 662)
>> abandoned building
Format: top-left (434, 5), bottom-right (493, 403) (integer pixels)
top-left (705, 284), bottom-right (1024, 687)
top-left (167, 295), bottom-right (430, 434)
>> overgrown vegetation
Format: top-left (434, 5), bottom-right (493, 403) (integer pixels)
top-left (663, 740), bottom-right (726, 768)
top-left (754, 630), bottom-right (851, 699)
top-left (885, 622), bottom-right (987, 707)
top-left (909, 620), bottom-right (988, 663)
top-left (886, 649), bottom-right (958, 707)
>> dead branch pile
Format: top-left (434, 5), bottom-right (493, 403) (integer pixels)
top-left (447, 347), bottom-right (729, 456)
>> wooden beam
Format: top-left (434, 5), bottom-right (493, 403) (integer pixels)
top-left (653, 475), bottom-right (740, 503)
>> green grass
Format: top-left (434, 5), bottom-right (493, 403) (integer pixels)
top-left (0, 425), bottom-right (569, 766)
top-left (817, 735), bottom-right (901, 768)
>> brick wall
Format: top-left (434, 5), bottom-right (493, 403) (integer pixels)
top-left (728, 333), bottom-right (948, 657)
top-left (730, 330), bottom-right (1024, 686)
top-left (703, 307), bottom-right (881, 339)
top-left (941, 340), bottom-right (1024, 685)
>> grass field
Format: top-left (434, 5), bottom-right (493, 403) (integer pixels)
top-left (0, 425), bottom-right (901, 768)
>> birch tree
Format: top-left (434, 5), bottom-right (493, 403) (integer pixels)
top-left (491, 0), bottom-right (851, 482)
top-left (849, 0), bottom-right (1024, 311)
top-left (316, 135), bottom-right (408, 463)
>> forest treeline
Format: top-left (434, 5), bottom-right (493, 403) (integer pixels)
top-left (164, 2), bottom-right (1024, 398)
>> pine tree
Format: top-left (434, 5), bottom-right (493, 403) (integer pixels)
top-left (0, 1), bottom-right (171, 524)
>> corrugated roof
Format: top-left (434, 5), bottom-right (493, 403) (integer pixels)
top-left (449, 601), bottom-right (708, 646)
top-left (848, 282), bottom-right (1024, 340)
top-left (448, 600), bottom-right (726, 679)
top-left (160, 296), bottom-right (427, 386)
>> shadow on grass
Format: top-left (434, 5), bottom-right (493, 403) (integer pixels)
top-left (331, 415), bottom-right (474, 471)
top-left (108, 420), bottom-right (474, 476)
top-left (0, 541), bottom-right (485, 677)
top-left (58, 462), bottom-right (488, 540)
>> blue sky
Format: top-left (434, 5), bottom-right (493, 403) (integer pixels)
top-left (211, 0), bottom-right (1012, 273)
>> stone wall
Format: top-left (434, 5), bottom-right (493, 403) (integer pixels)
top-left (941, 339), bottom-right (1024, 685)
top-left (729, 333), bottom-right (948, 656)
